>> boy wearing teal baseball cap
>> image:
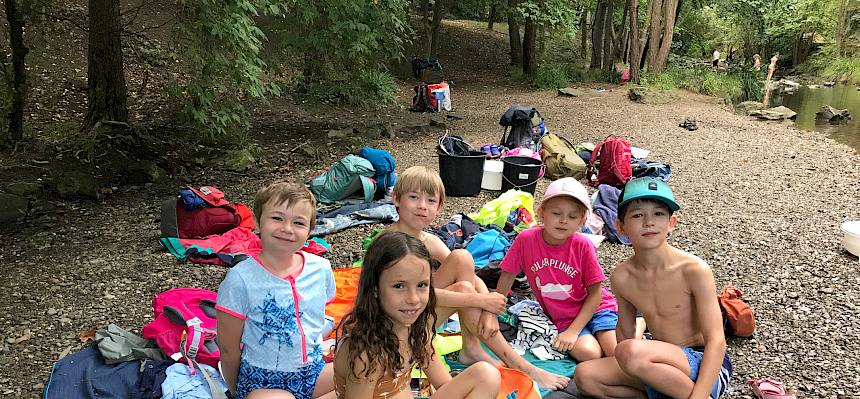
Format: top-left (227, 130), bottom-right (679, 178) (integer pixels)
top-left (574, 177), bottom-right (732, 399)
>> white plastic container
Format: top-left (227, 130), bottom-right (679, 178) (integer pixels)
top-left (481, 159), bottom-right (504, 191)
top-left (841, 221), bottom-right (860, 257)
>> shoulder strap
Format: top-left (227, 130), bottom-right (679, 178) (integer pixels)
top-left (193, 359), bottom-right (229, 399)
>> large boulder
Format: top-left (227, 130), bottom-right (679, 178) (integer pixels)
top-left (815, 105), bottom-right (851, 123)
top-left (224, 149), bottom-right (256, 172)
top-left (558, 88), bottom-right (585, 97)
top-left (737, 101), bottom-right (764, 114)
top-left (127, 160), bottom-right (166, 184)
top-left (749, 106), bottom-right (797, 121)
top-left (0, 193), bottom-right (28, 224)
top-left (5, 182), bottom-right (43, 197)
top-left (49, 170), bottom-right (100, 200)
top-left (627, 87), bottom-right (650, 103)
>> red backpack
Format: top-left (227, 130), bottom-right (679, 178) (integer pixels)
top-left (587, 135), bottom-right (633, 188)
top-left (141, 288), bottom-right (220, 371)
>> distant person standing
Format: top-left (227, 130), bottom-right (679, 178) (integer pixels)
top-left (711, 49), bottom-right (720, 70)
top-left (753, 54), bottom-right (762, 71)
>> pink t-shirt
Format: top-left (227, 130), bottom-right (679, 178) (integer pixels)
top-left (500, 227), bottom-right (617, 331)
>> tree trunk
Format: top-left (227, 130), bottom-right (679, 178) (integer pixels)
top-left (4, 0), bottom-right (29, 144)
top-left (420, 0), bottom-right (433, 58)
top-left (487, 3), bottom-right (496, 30)
top-left (591, 0), bottom-right (607, 69)
top-left (616, 0), bottom-right (629, 61)
top-left (645, 0), bottom-right (663, 71)
top-left (82, 0), bottom-right (129, 132)
top-left (522, 16), bottom-right (538, 76)
top-left (652, 0), bottom-right (678, 73)
top-left (835, 0), bottom-right (849, 57)
top-left (602, 0), bottom-right (616, 69)
top-left (628, 0), bottom-right (641, 83)
top-left (429, 0), bottom-right (445, 58)
top-left (508, 0), bottom-right (522, 65)
top-left (579, 9), bottom-right (589, 59)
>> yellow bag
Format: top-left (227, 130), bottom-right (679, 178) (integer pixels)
top-left (540, 133), bottom-right (586, 180)
top-left (468, 190), bottom-right (536, 232)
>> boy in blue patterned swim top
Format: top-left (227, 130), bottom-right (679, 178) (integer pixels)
top-left (216, 180), bottom-right (336, 399)
top-left (574, 177), bottom-right (731, 398)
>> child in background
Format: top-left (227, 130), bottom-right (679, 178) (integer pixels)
top-left (574, 177), bottom-right (731, 398)
top-left (496, 177), bottom-right (619, 362)
top-left (216, 180), bottom-right (336, 399)
top-left (385, 166), bottom-right (569, 390)
top-left (334, 231), bottom-right (500, 399)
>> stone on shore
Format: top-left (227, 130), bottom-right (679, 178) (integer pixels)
top-left (558, 88), bottom-right (585, 97)
top-left (0, 193), bottom-right (29, 223)
top-left (737, 101), bottom-right (764, 114)
top-left (816, 105), bottom-right (851, 123)
top-left (749, 106), bottom-right (797, 120)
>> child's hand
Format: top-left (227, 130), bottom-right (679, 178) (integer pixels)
top-left (480, 292), bottom-right (506, 314)
top-left (552, 329), bottom-right (579, 353)
top-left (478, 311), bottom-right (500, 339)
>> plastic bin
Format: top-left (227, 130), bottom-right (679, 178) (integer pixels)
top-left (481, 159), bottom-right (504, 191)
top-left (501, 156), bottom-right (543, 194)
top-left (438, 150), bottom-right (486, 196)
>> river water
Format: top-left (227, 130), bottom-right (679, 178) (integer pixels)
top-left (770, 84), bottom-right (860, 152)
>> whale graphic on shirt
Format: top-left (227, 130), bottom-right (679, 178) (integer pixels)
top-left (535, 276), bottom-right (572, 300)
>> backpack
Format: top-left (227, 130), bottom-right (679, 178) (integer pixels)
top-left (718, 284), bottom-right (756, 337)
top-left (586, 135), bottom-right (632, 188)
top-left (141, 288), bottom-right (220, 369)
top-left (411, 57), bottom-right (443, 84)
top-left (499, 105), bottom-right (543, 150)
top-left (309, 154), bottom-right (376, 204)
top-left (540, 133), bottom-right (587, 180)
top-left (410, 83), bottom-right (438, 112)
top-left (160, 187), bottom-right (253, 239)
top-left (358, 146), bottom-right (397, 195)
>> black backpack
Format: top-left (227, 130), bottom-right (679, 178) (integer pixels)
top-left (499, 105), bottom-right (543, 150)
top-left (410, 83), bottom-right (438, 112)
top-left (411, 58), bottom-right (443, 84)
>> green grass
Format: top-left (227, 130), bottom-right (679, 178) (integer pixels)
top-left (798, 50), bottom-right (860, 84)
top-left (640, 64), bottom-right (760, 103)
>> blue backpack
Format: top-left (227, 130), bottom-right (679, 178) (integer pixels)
top-left (358, 147), bottom-right (397, 194)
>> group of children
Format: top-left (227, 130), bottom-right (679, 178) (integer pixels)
top-left (214, 165), bottom-right (732, 399)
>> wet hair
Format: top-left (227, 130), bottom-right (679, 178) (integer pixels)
top-left (617, 198), bottom-right (674, 222)
top-left (391, 166), bottom-right (445, 207)
top-left (336, 231), bottom-right (437, 381)
top-left (253, 179), bottom-right (317, 231)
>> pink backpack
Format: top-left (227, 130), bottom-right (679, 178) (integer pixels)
top-left (141, 288), bottom-right (220, 371)
top-left (587, 135), bottom-right (632, 188)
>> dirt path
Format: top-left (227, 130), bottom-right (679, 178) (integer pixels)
top-left (2, 20), bottom-right (859, 399)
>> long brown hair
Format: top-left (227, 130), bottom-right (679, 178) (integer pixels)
top-left (337, 231), bottom-right (437, 380)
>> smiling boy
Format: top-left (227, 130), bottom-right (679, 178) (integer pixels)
top-left (574, 177), bottom-right (731, 399)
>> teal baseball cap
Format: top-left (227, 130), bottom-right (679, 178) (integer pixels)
top-left (618, 177), bottom-right (680, 211)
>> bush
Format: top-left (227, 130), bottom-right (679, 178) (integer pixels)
top-left (798, 48), bottom-right (860, 84)
top-left (565, 65), bottom-right (620, 83)
top-left (641, 63), bottom-right (759, 103)
top-left (533, 65), bottom-right (569, 89)
top-left (300, 69), bottom-right (398, 107)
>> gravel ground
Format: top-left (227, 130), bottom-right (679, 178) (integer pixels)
top-left (2, 21), bottom-right (859, 399)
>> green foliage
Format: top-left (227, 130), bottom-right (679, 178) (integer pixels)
top-left (798, 46), bottom-right (860, 83)
top-left (532, 65), bottom-right (570, 88)
top-left (271, 0), bottom-right (410, 93)
top-left (642, 63), bottom-right (760, 102)
top-left (565, 65), bottom-right (620, 83)
top-left (298, 69), bottom-right (398, 107)
top-left (177, 0), bottom-right (280, 142)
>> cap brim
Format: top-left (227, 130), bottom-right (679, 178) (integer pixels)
top-left (619, 195), bottom-right (680, 212)
top-left (542, 192), bottom-right (591, 211)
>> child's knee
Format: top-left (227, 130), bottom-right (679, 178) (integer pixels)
top-left (571, 345), bottom-right (602, 362)
top-left (467, 361), bottom-right (501, 387)
top-left (447, 280), bottom-right (476, 293)
top-left (448, 249), bottom-right (474, 264)
top-left (614, 339), bottom-right (647, 373)
top-left (573, 363), bottom-right (599, 394)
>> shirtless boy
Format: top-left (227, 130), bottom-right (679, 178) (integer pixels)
top-left (574, 177), bottom-right (731, 398)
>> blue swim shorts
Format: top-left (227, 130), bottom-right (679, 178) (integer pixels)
top-left (645, 346), bottom-right (732, 399)
top-left (236, 359), bottom-right (324, 399)
top-left (577, 309), bottom-right (618, 337)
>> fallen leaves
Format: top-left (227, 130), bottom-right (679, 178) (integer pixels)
top-left (78, 326), bottom-right (97, 343)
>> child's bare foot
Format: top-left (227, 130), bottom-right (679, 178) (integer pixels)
top-left (458, 342), bottom-right (503, 367)
top-left (529, 367), bottom-right (569, 390)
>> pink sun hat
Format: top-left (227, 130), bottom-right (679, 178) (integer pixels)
top-left (542, 177), bottom-right (591, 211)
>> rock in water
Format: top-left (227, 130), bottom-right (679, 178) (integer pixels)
top-left (815, 105), bottom-right (851, 123)
top-left (749, 106), bottom-right (797, 121)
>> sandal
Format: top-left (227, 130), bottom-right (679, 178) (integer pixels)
top-left (748, 377), bottom-right (797, 399)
